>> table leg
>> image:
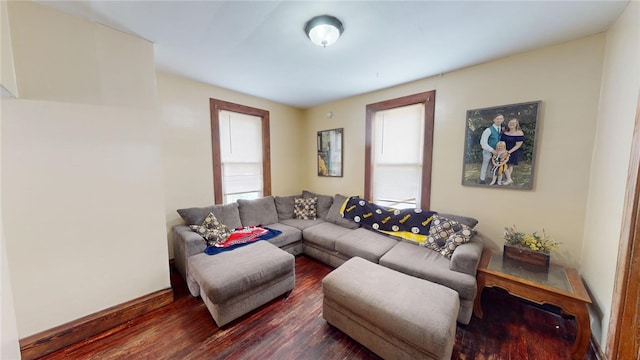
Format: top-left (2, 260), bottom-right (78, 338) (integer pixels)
top-left (568, 303), bottom-right (591, 360)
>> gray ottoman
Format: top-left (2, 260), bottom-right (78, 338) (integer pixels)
top-left (322, 257), bottom-right (459, 360)
top-left (188, 241), bottom-right (295, 326)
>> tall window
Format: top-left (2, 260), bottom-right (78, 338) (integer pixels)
top-left (210, 99), bottom-right (271, 204)
top-left (365, 91), bottom-right (435, 209)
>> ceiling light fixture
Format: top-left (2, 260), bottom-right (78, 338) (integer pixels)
top-left (304, 15), bottom-right (344, 48)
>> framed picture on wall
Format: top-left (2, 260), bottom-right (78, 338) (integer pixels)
top-left (317, 128), bottom-right (343, 177)
top-left (461, 101), bottom-right (541, 190)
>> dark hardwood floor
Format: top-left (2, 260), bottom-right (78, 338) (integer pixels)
top-left (42, 256), bottom-right (597, 360)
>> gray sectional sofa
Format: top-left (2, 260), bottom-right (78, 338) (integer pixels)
top-left (172, 191), bottom-right (484, 324)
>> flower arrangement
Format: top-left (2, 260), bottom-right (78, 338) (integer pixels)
top-left (502, 225), bottom-right (560, 254)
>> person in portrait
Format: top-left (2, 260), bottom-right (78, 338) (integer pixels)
top-left (500, 118), bottom-right (525, 186)
top-left (479, 114), bottom-right (505, 184)
top-left (489, 141), bottom-right (510, 186)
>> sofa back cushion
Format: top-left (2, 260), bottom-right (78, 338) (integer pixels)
top-left (238, 196), bottom-right (278, 226)
top-left (274, 194), bottom-right (300, 221)
top-left (326, 194), bottom-right (359, 229)
top-left (437, 213), bottom-right (478, 228)
top-left (177, 202), bottom-right (242, 229)
top-left (302, 190), bottom-right (333, 219)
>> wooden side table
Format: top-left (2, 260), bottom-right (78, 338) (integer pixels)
top-left (474, 249), bottom-right (592, 360)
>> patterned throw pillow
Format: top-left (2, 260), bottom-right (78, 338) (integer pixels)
top-left (438, 227), bottom-right (474, 259)
top-left (294, 197), bottom-right (317, 220)
top-left (189, 212), bottom-right (232, 246)
top-left (425, 214), bottom-right (469, 253)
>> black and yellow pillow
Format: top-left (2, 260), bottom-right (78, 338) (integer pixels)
top-left (294, 197), bottom-right (317, 220)
top-left (439, 227), bottom-right (474, 258)
top-left (189, 212), bottom-right (232, 246)
top-left (425, 214), bottom-right (473, 255)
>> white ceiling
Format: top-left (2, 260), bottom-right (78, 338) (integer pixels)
top-left (37, 1), bottom-right (629, 109)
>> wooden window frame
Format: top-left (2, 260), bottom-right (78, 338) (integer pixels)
top-left (210, 98), bottom-right (271, 204)
top-left (365, 90), bottom-right (435, 209)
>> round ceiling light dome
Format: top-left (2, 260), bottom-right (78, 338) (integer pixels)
top-left (304, 15), bottom-right (344, 47)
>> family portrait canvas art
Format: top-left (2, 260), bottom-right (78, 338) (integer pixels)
top-left (462, 101), bottom-right (541, 190)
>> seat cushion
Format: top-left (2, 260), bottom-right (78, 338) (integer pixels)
top-left (334, 228), bottom-right (398, 263)
top-left (280, 218), bottom-right (326, 230)
top-left (263, 223), bottom-right (302, 248)
top-left (302, 222), bottom-right (353, 251)
top-left (188, 241), bottom-right (294, 304)
top-left (379, 242), bottom-right (476, 300)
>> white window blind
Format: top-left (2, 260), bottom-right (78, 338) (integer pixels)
top-left (219, 110), bottom-right (263, 203)
top-left (372, 103), bottom-right (424, 209)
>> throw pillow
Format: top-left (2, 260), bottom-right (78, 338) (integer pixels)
top-left (302, 190), bottom-right (333, 219)
top-left (294, 197), bottom-right (317, 220)
top-left (439, 227), bottom-right (475, 259)
top-left (425, 214), bottom-right (467, 252)
top-left (189, 212), bottom-right (232, 246)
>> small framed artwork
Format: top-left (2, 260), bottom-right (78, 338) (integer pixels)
top-left (317, 128), bottom-right (343, 177)
top-left (461, 101), bottom-right (541, 190)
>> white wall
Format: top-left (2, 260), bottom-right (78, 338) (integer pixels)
top-left (581, 1), bottom-right (640, 350)
top-left (1, 83), bottom-right (21, 360)
top-left (304, 35), bottom-right (606, 268)
top-left (1, 2), bottom-right (170, 338)
top-left (157, 72), bottom-right (304, 258)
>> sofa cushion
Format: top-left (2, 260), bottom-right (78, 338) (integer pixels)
top-left (238, 196), bottom-right (278, 226)
top-left (294, 197), bottom-right (317, 220)
top-left (303, 190), bottom-right (333, 219)
top-left (303, 222), bottom-right (353, 251)
top-left (326, 194), bottom-right (359, 229)
top-left (275, 195), bottom-right (299, 221)
top-left (437, 212), bottom-right (479, 228)
top-left (334, 228), bottom-right (398, 263)
top-left (189, 212), bottom-right (231, 246)
top-left (262, 223), bottom-right (303, 249)
top-left (379, 242), bottom-right (477, 300)
top-left (280, 218), bottom-right (326, 230)
top-left (188, 241), bottom-right (294, 304)
top-left (177, 202), bottom-right (242, 229)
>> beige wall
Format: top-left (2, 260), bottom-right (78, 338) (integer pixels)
top-left (581, 1), bottom-right (640, 350)
top-left (1, 0), bottom-right (18, 97)
top-left (2, 0), bottom-right (638, 354)
top-left (304, 35), bottom-right (606, 269)
top-left (1, 2), bottom-right (170, 338)
top-left (157, 72), bottom-right (304, 258)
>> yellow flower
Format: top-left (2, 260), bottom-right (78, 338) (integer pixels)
top-left (502, 225), bottom-right (560, 254)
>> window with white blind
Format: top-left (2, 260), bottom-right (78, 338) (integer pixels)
top-left (372, 104), bottom-right (424, 208)
top-left (210, 99), bottom-right (271, 204)
top-left (365, 91), bottom-right (435, 209)
top-left (219, 110), bottom-right (263, 203)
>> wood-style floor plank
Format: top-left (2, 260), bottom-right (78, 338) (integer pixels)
top-left (42, 256), bottom-right (597, 360)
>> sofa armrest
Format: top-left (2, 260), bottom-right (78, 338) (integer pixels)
top-left (449, 236), bottom-right (483, 276)
top-left (172, 225), bottom-right (206, 280)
